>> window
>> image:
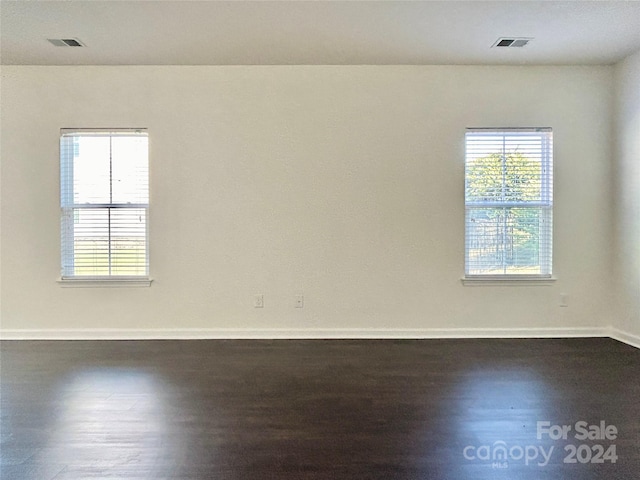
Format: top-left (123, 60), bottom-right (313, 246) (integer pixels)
top-left (464, 128), bottom-right (553, 279)
top-left (60, 129), bottom-right (149, 283)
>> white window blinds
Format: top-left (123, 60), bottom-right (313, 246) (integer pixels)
top-left (60, 129), bottom-right (149, 278)
top-left (465, 128), bottom-right (553, 277)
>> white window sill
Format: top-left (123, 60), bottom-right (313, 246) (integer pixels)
top-left (58, 277), bottom-right (153, 288)
top-left (461, 275), bottom-right (557, 286)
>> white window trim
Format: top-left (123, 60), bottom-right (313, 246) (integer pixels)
top-left (461, 275), bottom-right (557, 286)
top-left (58, 276), bottom-right (152, 288)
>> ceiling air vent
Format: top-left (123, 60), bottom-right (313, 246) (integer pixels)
top-left (492, 37), bottom-right (533, 48)
top-left (47, 38), bottom-right (85, 47)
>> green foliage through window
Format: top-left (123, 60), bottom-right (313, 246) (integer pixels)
top-left (465, 129), bottom-right (552, 276)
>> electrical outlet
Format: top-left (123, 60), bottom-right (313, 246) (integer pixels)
top-left (295, 295), bottom-right (304, 308)
top-left (254, 294), bottom-right (264, 308)
top-left (560, 293), bottom-right (568, 307)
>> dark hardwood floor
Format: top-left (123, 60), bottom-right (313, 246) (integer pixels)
top-left (1, 338), bottom-right (638, 479)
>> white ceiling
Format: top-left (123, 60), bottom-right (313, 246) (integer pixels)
top-left (2, 1), bottom-right (640, 66)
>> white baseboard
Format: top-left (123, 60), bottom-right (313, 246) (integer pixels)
top-left (0, 326), bottom-right (610, 341)
top-left (608, 327), bottom-right (640, 350)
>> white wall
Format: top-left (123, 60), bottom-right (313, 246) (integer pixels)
top-left (614, 50), bottom-right (640, 340)
top-left (0, 65), bottom-right (615, 337)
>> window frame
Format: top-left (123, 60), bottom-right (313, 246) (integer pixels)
top-left (58, 128), bottom-right (151, 287)
top-left (462, 127), bottom-right (555, 285)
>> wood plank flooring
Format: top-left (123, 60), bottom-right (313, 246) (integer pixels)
top-left (1, 338), bottom-right (639, 479)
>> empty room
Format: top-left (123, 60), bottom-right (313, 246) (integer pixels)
top-left (1, 1), bottom-right (639, 479)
